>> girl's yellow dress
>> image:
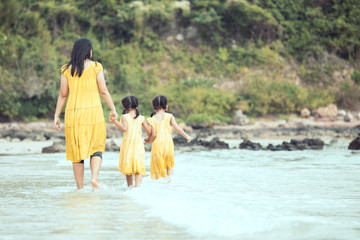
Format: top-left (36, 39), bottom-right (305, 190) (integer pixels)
top-left (61, 61), bottom-right (106, 163)
top-left (119, 114), bottom-right (146, 176)
top-left (147, 113), bottom-right (175, 179)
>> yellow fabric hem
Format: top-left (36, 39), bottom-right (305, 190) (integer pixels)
top-left (68, 159), bottom-right (82, 163)
top-left (120, 170), bottom-right (146, 176)
top-left (150, 174), bottom-right (167, 179)
top-left (67, 150), bottom-right (104, 163)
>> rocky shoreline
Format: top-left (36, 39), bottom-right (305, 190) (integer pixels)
top-left (1, 120), bottom-right (360, 155)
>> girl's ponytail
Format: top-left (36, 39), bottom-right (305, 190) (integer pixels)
top-left (150, 111), bottom-right (156, 117)
top-left (135, 107), bottom-right (139, 119)
top-left (121, 95), bottom-right (140, 118)
top-left (151, 95), bottom-right (168, 116)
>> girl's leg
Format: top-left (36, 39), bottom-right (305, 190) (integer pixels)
top-left (167, 168), bottom-right (173, 183)
top-left (73, 163), bottom-right (84, 189)
top-left (167, 168), bottom-right (173, 176)
top-left (126, 175), bottom-right (133, 187)
top-left (135, 174), bottom-right (142, 187)
top-left (90, 156), bottom-right (102, 189)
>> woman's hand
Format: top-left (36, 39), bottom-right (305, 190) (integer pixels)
top-left (54, 115), bottom-right (61, 131)
top-left (186, 136), bottom-right (192, 143)
top-left (109, 110), bottom-right (117, 122)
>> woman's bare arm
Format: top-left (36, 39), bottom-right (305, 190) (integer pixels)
top-left (97, 70), bottom-right (117, 120)
top-left (54, 74), bottom-right (68, 131)
top-left (170, 115), bottom-right (191, 142)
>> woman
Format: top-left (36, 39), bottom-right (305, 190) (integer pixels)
top-left (54, 38), bottom-right (117, 189)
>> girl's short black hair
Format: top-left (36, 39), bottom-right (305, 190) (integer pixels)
top-left (151, 95), bottom-right (167, 117)
top-left (122, 95), bottom-right (139, 118)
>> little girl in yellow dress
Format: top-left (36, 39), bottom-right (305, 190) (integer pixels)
top-left (111, 96), bottom-right (152, 187)
top-left (147, 95), bottom-right (191, 181)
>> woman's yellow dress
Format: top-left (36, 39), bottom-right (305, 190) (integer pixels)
top-left (119, 114), bottom-right (146, 175)
top-left (147, 113), bottom-right (175, 179)
top-left (61, 61), bottom-right (106, 163)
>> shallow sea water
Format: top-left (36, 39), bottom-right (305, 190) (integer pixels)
top-left (0, 140), bottom-right (359, 239)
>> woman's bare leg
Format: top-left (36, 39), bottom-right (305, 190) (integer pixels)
top-left (126, 175), bottom-right (133, 187)
top-left (73, 163), bottom-right (84, 189)
top-left (135, 174), bottom-right (142, 187)
top-left (90, 156), bottom-right (102, 189)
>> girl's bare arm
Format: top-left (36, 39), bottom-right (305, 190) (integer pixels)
top-left (111, 116), bottom-right (127, 132)
top-left (142, 120), bottom-right (154, 144)
top-left (142, 120), bottom-right (152, 137)
top-left (170, 115), bottom-right (191, 142)
top-left (145, 126), bottom-right (157, 144)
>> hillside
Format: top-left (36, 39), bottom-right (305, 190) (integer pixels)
top-left (0, 0), bottom-right (359, 123)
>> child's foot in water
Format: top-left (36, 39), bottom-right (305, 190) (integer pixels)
top-left (91, 178), bottom-right (100, 189)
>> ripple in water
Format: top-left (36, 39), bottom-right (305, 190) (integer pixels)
top-left (1, 143), bottom-right (360, 239)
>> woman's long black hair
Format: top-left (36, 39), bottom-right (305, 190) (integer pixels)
top-left (122, 95), bottom-right (139, 119)
top-left (62, 38), bottom-right (93, 77)
top-left (151, 95), bottom-right (167, 117)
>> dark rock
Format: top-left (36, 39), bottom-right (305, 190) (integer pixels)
top-left (2, 129), bottom-right (28, 140)
top-left (267, 142), bottom-right (293, 151)
top-left (348, 136), bottom-right (360, 150)
top-left (43, 132), bottom-right (52, 140)
top-left (267, 144), bottom-right (286, 151)
top-left (1, 129), bottom-right (60, 141)
top-left (173, 136), bottom-right (207, 151)
top-left (105, 140), bottom-right (120, 152)
top-left (173, 136), bottom-right (190, 145)
top-left (267, 138), bottom-right (324, 151)
top-left (42, 141), bottom-right (66, 153)
top-left (186, 122), bottom-right (209, 130)
top-left (199, 137), bottom-right (229, 149)
top-left (173, 136), bottom-right (229, 149)
top-left (291, 138), bottom-right (324, 150)
top-left (239, 139), bottom-right (264, 150)
top-left (44, 131), bottom-right (65, 140)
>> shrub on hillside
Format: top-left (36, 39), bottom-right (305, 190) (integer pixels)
top-left (242, 78), bottom-right (334, 116)
top-left (336, 82), bottom-right (360, 110)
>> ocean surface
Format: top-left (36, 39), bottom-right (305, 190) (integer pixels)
top-left (1, 140), bottom-right (359, 240)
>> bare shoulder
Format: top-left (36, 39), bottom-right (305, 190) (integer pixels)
top-left (167, 113), bottom-right (174, 121)
top-left (121, 114), bottom-right (129, 121)
top-left (139, 115), bottom-right (145, 122)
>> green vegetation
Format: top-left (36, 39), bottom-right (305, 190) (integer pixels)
top-left (0, 0), bottom-right (359, 122)
top-left (242, 78), bottom-right (335, 116)
top-left (352, 70), bottom-right (360, 85)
